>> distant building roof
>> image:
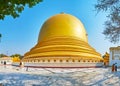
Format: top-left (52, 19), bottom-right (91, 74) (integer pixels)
top-left (0, 57), bottom-right (12, 60)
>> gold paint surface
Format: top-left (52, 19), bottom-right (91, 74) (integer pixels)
top-left (38, 14), bottom-right (88, 42)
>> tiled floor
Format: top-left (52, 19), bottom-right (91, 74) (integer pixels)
top-left (0, 66), bottom-right (120, 86)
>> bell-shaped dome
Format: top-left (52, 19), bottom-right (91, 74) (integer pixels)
top-left (38, 13), bottom-right (88, 42)
top-left (23, 13), bottom-right (103, 67)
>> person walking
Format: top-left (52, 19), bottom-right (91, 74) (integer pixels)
top-left (115, 63), bottom-right (117, 72)
top-left (19, 61), bottom-right (24, 69)
top-left (112, 64), bottom-right (115, 72)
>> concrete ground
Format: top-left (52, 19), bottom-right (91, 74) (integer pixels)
top-left (0, 65), bottom-right (120, 86)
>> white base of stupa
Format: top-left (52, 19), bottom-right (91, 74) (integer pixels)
top-left (12, 62), bottom-right (103, 68)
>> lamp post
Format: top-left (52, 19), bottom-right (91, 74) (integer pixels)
top-left (0, 33), bottom-right (2, 42)
top-left (0, 33), bottom-right (1, 58)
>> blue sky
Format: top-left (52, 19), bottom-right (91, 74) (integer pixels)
top-left (0, 0), bottom-right (118, 56)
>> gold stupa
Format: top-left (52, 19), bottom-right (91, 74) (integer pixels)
top-left (22, 13), bottom-right (103, 68)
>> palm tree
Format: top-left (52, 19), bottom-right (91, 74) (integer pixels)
top-left (0, 33), bottom-right (2, 42)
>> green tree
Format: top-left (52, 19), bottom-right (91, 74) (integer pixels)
top-left (95, 0), bottom-right (120, 43)
top-left (0, 54), bottom-right (8, 57)
top-left (0, 0), bottom-right (43, 20)
top-left (10, 54), bottom-right (21, 57)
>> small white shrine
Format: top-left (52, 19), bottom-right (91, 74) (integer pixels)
top-left (109, 46), bottom-right (120, 67)
top-left (0, 57), bottom-right (12, 65)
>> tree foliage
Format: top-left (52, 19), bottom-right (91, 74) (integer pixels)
top-left (10, 54), bottom-right (21, 57)
top-left (95, 0), bottom-right (120, 43)
top-left (0, 54), bottom-right (8, 57)
top-left (0, 0), bottom-right (43, 20)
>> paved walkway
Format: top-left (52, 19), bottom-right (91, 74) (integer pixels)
top-left (0, 65), bottom-right (120, 86)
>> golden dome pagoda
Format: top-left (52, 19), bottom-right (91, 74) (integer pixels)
top-left (103, 52), bottom-right (109, 66)
top-left (22, 13), bottom-right (103, 68)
